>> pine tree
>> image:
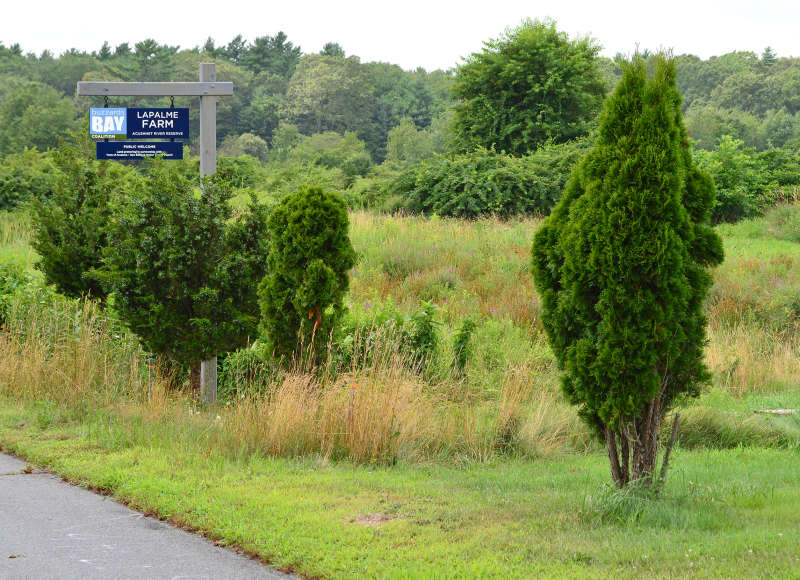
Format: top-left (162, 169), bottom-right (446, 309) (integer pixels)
top-left (532, 55), bottom-right (724, 488)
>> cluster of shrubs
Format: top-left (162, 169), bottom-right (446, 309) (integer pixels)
top-left (6, 135), bottom-right (482, 399)
top-left (217, 300), bottom-right (479, 400)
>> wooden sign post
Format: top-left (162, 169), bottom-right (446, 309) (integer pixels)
top-left (78, 63), bottom-right (234, 404)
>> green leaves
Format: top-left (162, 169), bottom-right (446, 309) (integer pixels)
top-left (31, 133), bottom-right (131, 301)
top-left (453, 18), bottom-right (605, 156)
top-left (102, 160), bottom-right (270, 367)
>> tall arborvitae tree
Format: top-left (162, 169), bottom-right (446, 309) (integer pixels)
top-left (532, 55), bottom-right (724, 488)
top-left (258, 185), bottom-right (355, 363)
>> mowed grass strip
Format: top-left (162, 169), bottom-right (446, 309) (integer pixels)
top-left (1, 401), bottom-right (799, 579)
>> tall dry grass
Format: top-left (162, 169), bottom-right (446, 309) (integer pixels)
top-left (0, 291), bottom-right (587, 464)
top-left (0, 294), bottom-right (144, 405)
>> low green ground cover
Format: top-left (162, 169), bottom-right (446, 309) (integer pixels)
top-left (1, 400), bottom-right (798, 579)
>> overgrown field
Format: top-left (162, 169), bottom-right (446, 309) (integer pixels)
top-left (0, 203), bottom-right (798, 577)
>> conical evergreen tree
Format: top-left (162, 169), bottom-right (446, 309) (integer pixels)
top-left (532, 55), bottom-right (724, 488)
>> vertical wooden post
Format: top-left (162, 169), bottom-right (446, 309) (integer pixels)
top-left (199, 62), bottom-right (218, 405)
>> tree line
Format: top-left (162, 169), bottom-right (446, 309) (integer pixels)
top-left (2, 29), bottom-right (800, 159)
top-left (2, 21), bottom-right (799, 226)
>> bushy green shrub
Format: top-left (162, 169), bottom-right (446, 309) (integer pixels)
top-left (215, 154), bottom-right (268, 190)
top-left (0, 149), bottom-right (56, 210)
top-left (390, 140), bottom-right (590, 218)
top-left (451, 316), bottom-right (476, 376)
top-left (218, 343), bottom-right (278, 399)
top-left (393, 149), bottom-right (549, 218)
top-left (259, 185), bottom-right (356, 363)
top-left (102, 160), bottom-right (271, 392)
top-left (693, 136), bottom-right (765, 223)
top-left (278, 131), bottom-right (372, 185)
top-left (0, 260), bottom-right (34, 326)
top-left (31, 134), bottom-right (136, 302)
top-left (406, 302), bottom-right (439, 369)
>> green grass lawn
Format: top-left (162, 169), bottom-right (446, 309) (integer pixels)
top-left (1, 399), bottom-right (799, 579)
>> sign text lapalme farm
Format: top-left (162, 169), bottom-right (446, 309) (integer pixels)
top-left (78, 65), bottom-right (234, 403)
top-left (128, 108), bottom-right (190, 138)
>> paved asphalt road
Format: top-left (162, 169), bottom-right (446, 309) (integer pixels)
top-left (0, 453), bottom-right (296, 579)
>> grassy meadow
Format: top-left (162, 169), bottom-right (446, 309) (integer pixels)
top-left (0, 203), bottom-right (799, 578)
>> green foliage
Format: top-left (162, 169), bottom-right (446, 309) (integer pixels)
top-left (453, 18), bottom-right (605, 156)
top-left (0, 149), bottom-right (56, 210)
top-left (218, 343), bottom-right (277, 399)
top-left (694, 136), bottom-right (764, 223)
top-left (763, 203), bottom-right (800, 243)
top-left (215, 154), bottom-right (268, 190)
top-left (451, 316), bottom-right (476, 376)
top-left (258, 186), bottom-right (356, 362)
top-left (0, 259), bottom-right (34, 326)
top-left (532, 56), bottom-right (724, 486)
top-left (281, 55), bottom-right (375, 148)
top-left (386, 118), bottom-right (434, 167)
top-left (102, 160), bottom-right (270, 371)
top-left (240, 32), bottom-right (301, 78)
top-left (0, 81), bottom-right (78, 154)
top-left (684, 103), bottom-right (764, 150)
top-left (31, 135), bottom-right (134, 301)
top-left (406, 302), bottom-right (439, 369)
top-left (394, 145), bottom-right (582, 218)
top-left (218, 133), bottom-right (269, 163)
top-left (288, 131), bottom-right (372, 183)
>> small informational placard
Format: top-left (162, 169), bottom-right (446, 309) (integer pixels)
top-left (96, 141), bottom-right (184, 160)
top-left (127, 108), bottom-right (190, 139)
top-left (90, 108), bottom-right (127, 138)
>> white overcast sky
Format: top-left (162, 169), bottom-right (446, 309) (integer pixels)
top-left (4, 0), bottom-right (798, 71)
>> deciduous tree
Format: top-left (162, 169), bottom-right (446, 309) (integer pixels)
top-left (453, 18), bottom-right (605, 155)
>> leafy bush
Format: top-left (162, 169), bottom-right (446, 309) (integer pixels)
top-left (215, 154), bottom-right (268, 190)
top-left (31, 134), bottom-right (136, 302)
top-left (0, 149), bottom-right (56, 210)
top-left (218, 343), bottom-right (277, 399)
top-left (451, 316), bottom-right (476, 376)
top-left (0, 260), bottom-right (34, 326)
top-left (694, 135), bottom-right (765, 223)
top-left (394, 148), bottom-right (561, 218)
top-left (406, 302), bottom-right (439, 369)
top-left (280, 131), bottom-right (372, 185)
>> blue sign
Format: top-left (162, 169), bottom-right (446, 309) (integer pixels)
top-left (96, 141), bottom-right (184, 160)
top-left (127, 108), bottom-right (190, 139)
top-left (90, 108), bottom-right (127, 136)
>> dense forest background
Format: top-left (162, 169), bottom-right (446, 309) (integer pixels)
top-left (1, 31), bottom-right (799, 221)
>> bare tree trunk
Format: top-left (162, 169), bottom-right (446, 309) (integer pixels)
top-left (604, 425), bottom-right (626, 489)
top-left (189, 360), bottom-right (201, 396)
top-left (620, 433), bottom-right (630, 486)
